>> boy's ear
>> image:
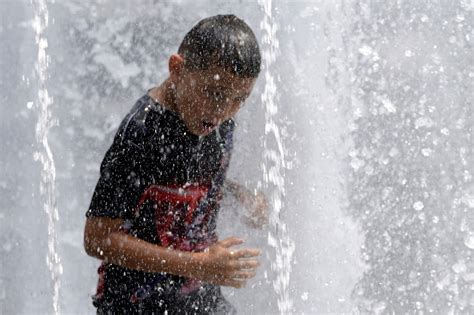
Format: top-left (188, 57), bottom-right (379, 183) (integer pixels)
top-left (169, 54), bottom-right (185, 79)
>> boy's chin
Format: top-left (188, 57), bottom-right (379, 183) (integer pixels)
top-left (186, 121), bottom-right (217, 137)
top-left (195, 128), bottom-right (215, 137)
top-left (185, 126), bottom-right (214, 137)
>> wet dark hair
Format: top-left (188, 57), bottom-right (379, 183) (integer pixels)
top-left (178, 15), bottom-right (261, 78)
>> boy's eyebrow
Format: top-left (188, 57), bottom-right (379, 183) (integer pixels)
top-left (207, 85), bottom-right (234, 94)
top-left (216, 86), bottom-right (250, 98)
top-left (209, 84), bottom-right (231, 91)
top-left (211, 84), bottom-right (247, 93)
top-left (205, 82), bottom-right (251, 98)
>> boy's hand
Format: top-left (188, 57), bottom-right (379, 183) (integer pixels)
top-left (240, 190), bottom-right (269, 229)
top-left (192, 237), bottom-right (261, 288)
top-left (225, 180), bottom-right (269, 229)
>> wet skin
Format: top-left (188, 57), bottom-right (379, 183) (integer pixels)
top-left (149, 54), bottom-right (256, 136)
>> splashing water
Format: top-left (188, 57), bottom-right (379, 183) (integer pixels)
top-left (32, 0), bottom-right (62, 313)
top-left (259, 0), bottom-right (295, 313)
top-left (3, 0), bottom-right (470, 313)
top-left (343, 1), bottom-right (473, 312)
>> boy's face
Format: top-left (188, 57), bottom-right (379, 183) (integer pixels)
top-left (170, 55), bottom-right (256, 136)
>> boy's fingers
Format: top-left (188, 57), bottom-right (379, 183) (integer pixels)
top-left (233, 270), bottom-right (256, 280)
top-left (219, 237), bottom-right (244, 248)
top-left (222, 279), bottom-right (247, 288)
top-left (233, 248), bottom-right (261, 259)
top-left (236, 259), bottom-right (260, 270)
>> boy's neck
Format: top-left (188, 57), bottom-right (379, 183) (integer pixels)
top-left (148, 78), bottom-right (179, 114)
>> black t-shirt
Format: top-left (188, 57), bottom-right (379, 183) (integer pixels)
top-left (86, 93), bottom-right (234, 309)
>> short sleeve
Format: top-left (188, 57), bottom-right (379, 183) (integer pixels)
top-left (86, 117), bottom-right (148, 219)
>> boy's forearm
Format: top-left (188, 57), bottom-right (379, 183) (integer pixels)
top-left (105, 232), bottom-right (200, 276)
top-left (84, 217), bottom-right (261, 288)
top-left (84, 218), bottom-right (202, 278)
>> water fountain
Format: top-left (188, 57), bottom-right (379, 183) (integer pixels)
top-left (0, 0), bottom-right (471, 313)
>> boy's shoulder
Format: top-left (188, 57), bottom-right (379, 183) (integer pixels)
top-left (115, 93), bottom-right (173, 144)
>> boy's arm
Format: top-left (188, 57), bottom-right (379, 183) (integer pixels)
top-left (84, 216), bottom-right (260, 288)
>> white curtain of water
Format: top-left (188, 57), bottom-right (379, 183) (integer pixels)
top-left (31, 0), bottom-right (62, 314)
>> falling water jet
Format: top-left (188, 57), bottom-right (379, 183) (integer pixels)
top-left (31, 0), bottom-right (62, 313)
top-left (259, 0), bottom-right (295, 313)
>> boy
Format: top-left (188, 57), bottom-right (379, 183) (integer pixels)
top-left (84, 15), bottom-right (267, 314)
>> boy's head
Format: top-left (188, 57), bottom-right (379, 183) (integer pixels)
top-left (168, 15), bottom-right (261, 136)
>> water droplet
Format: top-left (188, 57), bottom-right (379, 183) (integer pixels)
top-left (452, 260), bottom-right (466, 273)
top-left (455, 14), bottom-right (465, 22)
top-left (415, 117), bottom-right (434, 129)
top-left (33, 151), bottom-right (41, 161)
top-left (462, 194), bottom-right (474, 208)
top-left (440, 128), bottom-right (450, 135)
top-left (26, 101), bottom-right (34, 109)
top-left (365, 165), bottom-right (374, 175)
top-left (358, 45), bottom-right (373, 56)
top-left (372, 301), bottom-right (386, 313)
top-left (421, 148), bottom-right (433, 156)
top-left (432, 53), bottom-right (442, 64)
top-left (389, 147), bottom-right (399, 157)
top-left (413, 201), bottom-right (424, 211)
top-left (349, 149), bottom-right (358, 158)
top-left (462, 273), bottom-right (474, 282)
top-left (464, 234), bottom-right (474, 249)
top-left (3, 242), bottom-right (12, 252)
top-left (415, 301), bottom-right (424, 309)
top-left (301, 292), bottom-right (309, 301)
top-left (350, 157), bottom-right (365, 171)
top-left (382, 97), bottom-right (396, 113)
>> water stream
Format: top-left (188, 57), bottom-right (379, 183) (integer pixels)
top-left (259, 0), bottom-right (295, 313)
top-left (31, 0), bottom-right (62, 314)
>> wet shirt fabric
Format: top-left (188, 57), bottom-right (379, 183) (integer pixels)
top-left (86, 93), bottom-right (235, 314)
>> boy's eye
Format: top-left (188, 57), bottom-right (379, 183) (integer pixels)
top-left (205, 89), bottom-right (225, 102)
top-left (213, 91), bottom-right (225, 102)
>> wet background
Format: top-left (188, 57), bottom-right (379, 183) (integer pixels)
top-left (0, 0), bottom-right (472, 314)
